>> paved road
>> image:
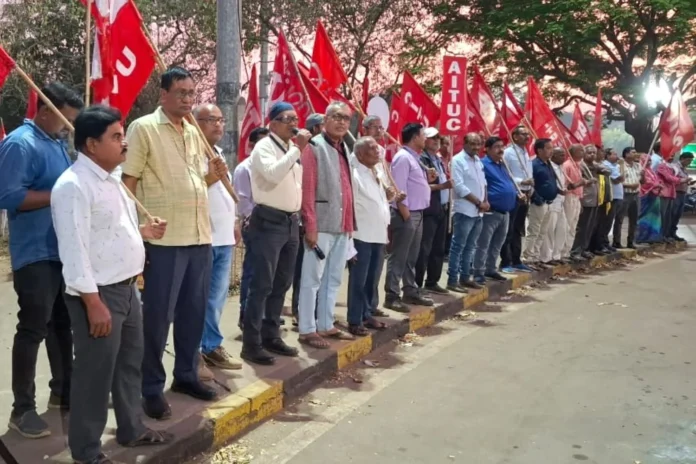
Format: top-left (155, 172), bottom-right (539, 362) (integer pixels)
top-left (202, 246), bottom-right (696, 464)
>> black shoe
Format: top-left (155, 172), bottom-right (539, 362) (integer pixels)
top-left (570, 254), bottom-right (586, 262)
top-left (402, 294), bottom-right (435, 307)
top-left (279, 318), bottom-right (286, 326)
top-left (460, 279), bottom-right (484, 289)
top-left (75, 452), bottom-right (112, 464)
top-left (446, 283), bottom-right (468, 294)
top-left (47, 392), bottom-right (70, 410)
top-left (607, 246), bottom-right (617, 252)
top-left (263, 338), bottom-right (299, 357)
top-left (384, 299), bottom-right (410, 313)
top-left (241, 346), bottom-right (276, 365)
top-left (424, 284), bottom-right (449, 294)
top-left (142, 395), bottom-right (172, 421)
top-left (627, 243), bottom-right (636, 249)
top-left (484, 272), bottom-right (507, 282)
top-left (581, 251), bottom-right (595, 259)
top-left (675, 236), bottom-right (686, 242)
top-left (171, 380), bottom-right (218, 401)
top-left (612, 243), bottom-right (624, 249)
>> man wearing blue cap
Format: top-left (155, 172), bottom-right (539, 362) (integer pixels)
top-left (243, 101), bottom-right (312, 365)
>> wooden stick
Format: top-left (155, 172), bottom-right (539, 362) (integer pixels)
top-left (84, 0), bottom-right (92, 104)
top-left (138, 21), bottom-right (240, 203)
top-left (12, 64), bottom-right (154, 222)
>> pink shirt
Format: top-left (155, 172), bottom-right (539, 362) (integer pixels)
top-left (562, 159), bottom-right (583, 198)
top-left (656, 162), bottom-right (681, 199)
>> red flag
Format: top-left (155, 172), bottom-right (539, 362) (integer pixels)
top-left (659, 89), bottom-right (695, 159)
top-left (0, 120), bottom-right (6, 140)
top-left (327, 88), bottom-right (358, 112)
top-left (439, 56), bottom-right (467, 136)
top-left (0, 46), bottom-right (16, 89)
top-left (238, 65), bottom-right (262, 162)
top-left (466, 88), bottom-right (489, 137)
top-left (399, 71), bottom-right (440, 131)
top-left (269, 30), bottom-right (313, 126)
top-left (470, 66), bottom-right (502, 137)
top-left (297, 62), bottom-right (330, 115)
top-left (554, 113), bottom-right (579, 146)
top-left (525, 77), bottom-right (565, 147)
top-left (82, 0), bottom-right (157, 118)
top-left (361, 76), bottom-right (370, 112)
top-left (501, 81), bottom-right (524, 130)
top-left (26, 89), bottom-right (38, 119)
top-left (570, 103), bottom-right (592, 145)
top-left (386, 92), bottom-right (402, 162)
top-left (591, 88), bottom-right (603, 147)
top-left (310, 20), bottom-right (348, 95)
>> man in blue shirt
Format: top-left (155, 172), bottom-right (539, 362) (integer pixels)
top-left (0, 82), bottom-right (83, 438)
top-left (522, 138), bottom-right (558, 267)
top-left (472, 137), bottom-right (519, 284)
top-left (416, 128), bottom-right (452, 294)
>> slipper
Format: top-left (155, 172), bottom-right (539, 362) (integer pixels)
top-left (124, 429), bottom-right (174, 447)
top-left (320, 329), bottom-right (355, 340)
top-left (299, 334), bottom-right (330, 349)
top-left (364, 318), bottom-right (387, 331)
top-left (348, 325), bottom-right (370, 337)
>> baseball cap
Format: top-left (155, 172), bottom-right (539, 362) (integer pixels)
top-left (424, 127), bottom-right (439, 138)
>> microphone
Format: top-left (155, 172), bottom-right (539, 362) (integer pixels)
top-left (292, 128), bottom-right (316, 146)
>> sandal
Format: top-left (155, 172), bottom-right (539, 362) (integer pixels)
top-left (124, 428), bottom-right (175, 447)
top-left (372, 308), bottom-right (388, 317)
top-left (364, 318), bottom-right (387, 331)
top-left (348, 325), bottom-right (370, 337)
top-left (298, 333), bottom-right (330, 349)
top-left (320, 329), bottom-right (355, 340)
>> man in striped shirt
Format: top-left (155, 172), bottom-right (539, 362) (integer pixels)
top-left (612, 147), bottom-right (640, 248)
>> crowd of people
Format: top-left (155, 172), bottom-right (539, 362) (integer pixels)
top-left (0, 67), bottom-right (692, 464)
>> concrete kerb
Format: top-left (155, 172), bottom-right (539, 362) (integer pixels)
top-left (9, 242), bottom-right (688, 464)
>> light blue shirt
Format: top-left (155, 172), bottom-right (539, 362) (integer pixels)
top-left (424, 151), bottom-right (449, 205)
top-left (603, 160), bottom-right (624, 200)
top-left (233, 158), bottom-right (254, 218)
top-left (503, 144), bottom-right (534, 191)
top-left (452, 151), bottom-right (486, 218)
top-left (650, 152), bottom-right (662, 170)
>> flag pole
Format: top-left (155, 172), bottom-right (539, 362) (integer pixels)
top-left (136, 21), bottom-right (240, 203)
top-left (84, 0), bottom-right (92, 104)
top-left (8, 61), bottom-right (154, 222)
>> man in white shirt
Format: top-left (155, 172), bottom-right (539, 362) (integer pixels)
top-left (540, 148), bottom-right (569, 265)
top-left (51, 106), bottom-right (173, 463)
top-left (500, 125), bottom-right (535, 273)
top-left (194, 104), bottom-right (242, 376)
top-left (346, 137), bottom-right (399, 335)
top-left (448, 133), bottom-right (488, 292)
top-left (243, 101), bottom-right (311, 365)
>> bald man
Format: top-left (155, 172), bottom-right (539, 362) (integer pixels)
top-left (194, 104), bottom-right (242, 375)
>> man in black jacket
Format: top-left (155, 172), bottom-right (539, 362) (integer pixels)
top-left (415, 128), bottom-right (452, 294)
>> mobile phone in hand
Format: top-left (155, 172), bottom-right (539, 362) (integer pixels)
top-left (313, 245), bottom-right (326, 260)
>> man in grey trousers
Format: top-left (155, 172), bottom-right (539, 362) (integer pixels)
top-left (51, 106), bottom-right (174, 464)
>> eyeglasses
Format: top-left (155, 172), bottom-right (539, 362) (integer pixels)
top-left (274, 115), bottom-right (299, 124)
top-left (171, 90), bottom-right (196, 100)
top-left (329, 114), bottom-right (351, 123)
top-left (367, 125), bottom-right (384, 131)
top-left (200, 117), bottom-right (226, 125)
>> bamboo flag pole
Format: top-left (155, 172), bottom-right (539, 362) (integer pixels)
top-left (138, 23), bottom-right (240, 203)
top-left (84, 0), bottom-right (92, 104)
top-left (8, 62), bottom-right (154, 222)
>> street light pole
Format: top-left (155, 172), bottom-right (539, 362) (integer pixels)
top-left (216, 0), bottom-right (242, 167)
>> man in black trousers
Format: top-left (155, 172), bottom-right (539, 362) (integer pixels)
top-left (416, 128), bottom-right (452, 293)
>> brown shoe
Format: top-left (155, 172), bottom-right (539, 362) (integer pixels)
top-left (197, 353), bottom-right (214, 381)
top-left (202, 346), bottom-right (243, 370)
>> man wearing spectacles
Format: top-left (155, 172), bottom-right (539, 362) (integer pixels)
top-left (298, 101), bottom-right (357, 348)
top-left (122, 67), bottom-right (217, 420)
top-left (243, 101), bottom-right (311, 365)
top-left (193, 104), bottom-right (243, 379)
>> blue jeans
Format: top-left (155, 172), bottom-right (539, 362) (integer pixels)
top-left (298, 232), bottom-right (349, 335)
top-left (473, 212), bottom-right (509, 276)
top-left (201, 245), bottom-right (233, 354)
top-left (239, 228), bottom-right (253, 323)
top-left (347, 240), bottom-right (385, 326)
top-left (447, 213), bottom-right (482, 284)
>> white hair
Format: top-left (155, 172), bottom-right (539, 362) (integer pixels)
top-left (326, 101), bottom-right (351, 117)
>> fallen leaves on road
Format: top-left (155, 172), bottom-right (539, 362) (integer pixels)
top-left (308, 399), bottom-right (324, 406)
top-left (398, 332), bottom-right (422, 347)
top-left (451, 311), bottom-right (477, 321)
top-left (507, 285), bottom-right (533, 296)
top-left (550, 275), bottom-right (568, 281)
top-left (363, 359), bottom-right (380, 367)
top-left (209, 443), bottom-right (252, 464)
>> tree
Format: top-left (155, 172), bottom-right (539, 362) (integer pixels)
top-left (0, 0), bottom-right (217, 131)
top-left (429, 0), bottom-right (696, 150)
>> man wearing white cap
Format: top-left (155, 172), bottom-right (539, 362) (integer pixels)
top-left (415, 127), bottom-right (451, 294)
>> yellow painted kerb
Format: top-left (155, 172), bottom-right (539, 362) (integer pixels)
top-left (409, 308), bottom-right (435, 332)
top-left (337, 335), bottom-right (373, 369)
top-left (511, 273), bottom-right (532, 289)
top-left (205, 393), bottom-right (252, 448)
top-left (464, 287), bottom-right (489, 308)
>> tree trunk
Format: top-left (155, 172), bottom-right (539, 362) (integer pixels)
top-left (624, 114), bottom-right (655, 153)
top-left (216, 0), bottom-right (242, 168)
